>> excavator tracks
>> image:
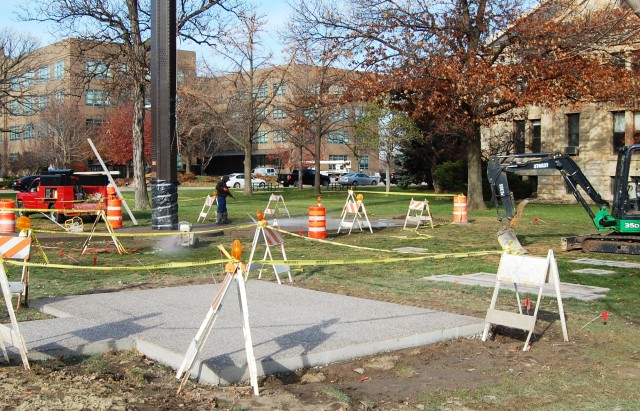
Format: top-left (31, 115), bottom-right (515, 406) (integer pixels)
top-left (563, 234), bottom-right (640, 255)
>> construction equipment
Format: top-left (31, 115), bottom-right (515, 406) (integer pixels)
top-left (487, 144), bottom-right (640, 254)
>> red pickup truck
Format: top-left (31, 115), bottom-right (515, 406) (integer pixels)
top-left (16, 170), bottom-right (109, 223)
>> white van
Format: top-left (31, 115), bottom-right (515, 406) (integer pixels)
top-left (252, 167), bottom-right (277, 176)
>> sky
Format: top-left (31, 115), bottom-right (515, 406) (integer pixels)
top-left (0, 0), bottom-right (291, 66)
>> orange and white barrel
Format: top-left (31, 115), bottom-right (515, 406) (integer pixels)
top-left (308, 206), bottom-right (327, 239)
top-left (107, 198), bottom-right (123, 229)
top-left (0, 199), bottom-right (16, 233)
top-left (107, 184), bottom-right (117, 199)
top-left (453, 194), bottom-right (468, 224)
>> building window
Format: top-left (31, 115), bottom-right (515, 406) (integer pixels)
top-left (85, 89), bottom-right (109, 107)
top-left (23, 71), bottom-right (34, 88)
top-left (23, 124), bottom-right (34, 140)
top-left (53, 61), bottom-right (65, 80)
top-left (330, 109), bottom-right (349, 121)
top-left (86, 61), bottom-right (112, 78)
top-left (514, 120), bottom-right (525, 154)
top-left (9, 153), bottom-right (19, 162)
top-left (613, 111), bottom-right (626, 153)
top-left (531, 119), bottom-right (541, 152)
top-left (177, 69), bottom-right (185, 85)
top-left (254, 85), bottom-right (268, 99)
top-left (328, 131), bottom-right (349, 144)
top-left (54, 90), bottom-right (64, 102)
top-left (328, 155), bottom-right (348, 170)
top-left (254, 130), bottom-right (269, 144)
top-left (9, 100), bottom-right (20, 115)
top-left (85, 118), bottom-right (104, 127)
top-left (23, 97), bottom-right (35, 115)
top-left (359, 156), bottom-right (369, 170)
top-left (9, 126), bottom-right (21, 141)
top-left (255, 108), bottom-right (268, 121)
top-left (38, 66), bottom-right (50, 83)
top-left (567, 113), bottom-right (580, 147)
top-left (634, 112), bottom-right (640, 144)
top-left (272, 130), bottom-right (286, 143)
top-left (273, 82), bottom-right (286, 96)
top-left (38, 95), bottom-right (49, 111)
top-left (10, 77), bottom-right (20, 91)
top-left (272, 107), bottom-right (286, 119)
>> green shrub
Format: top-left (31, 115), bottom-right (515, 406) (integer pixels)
top-left (433, 160), bottom-right (467, 192)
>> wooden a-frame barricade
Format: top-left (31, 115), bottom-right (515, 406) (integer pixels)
top-left (337, 189), bottom-right (372, 235)
top-left (7, 229), bottom-right (48, 309)
top-left (263, 194), bottom-right (290, 218)
top-left (482, 250), bottom-right (569, 351)
top-left (197, 194), bottom-right (218, 223)
top-left (403, 198), bottom-right (434, 231)
top-left (0, 235), bottom-right (32, 369)
top-left (176, 253), bottom-right (259, 396)
top-left (245, 221), bottom-right (292, 284)
top-left (80, 210), bottom-right (126, 255)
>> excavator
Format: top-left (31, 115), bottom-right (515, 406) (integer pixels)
top-left (487, 144), bottom-right (640, 255)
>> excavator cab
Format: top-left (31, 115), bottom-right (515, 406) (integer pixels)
top-left (613, 145), bottom-right (640, 220)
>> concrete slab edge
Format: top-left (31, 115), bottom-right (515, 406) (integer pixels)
top-left (143, 321), bottom-right (486, 386)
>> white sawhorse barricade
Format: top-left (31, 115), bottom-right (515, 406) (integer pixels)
top-left (176, 259), bottom-right (259, 396)
top-left (337, 190), bottom-right (372, 235)
top-left (0, 235), bottom-right (32, 369)
top-left (197, 194), bottom-right (218, 223)
top-left (246, 221), bottom-right (292, 284)
top-left (403, 198), bottom-right (434, 230)
top-left (482, 250), bottom-right (569, 351)
top-left (263, 194), bottom-right (290, 218)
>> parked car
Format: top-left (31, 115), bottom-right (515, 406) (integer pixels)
top-left (338, 173), bottom-right (379, 186)
top-left (226, 173), bottom-right (266, 189)
top-left (380, 172), bottom-right (398, 185)
top-left (11, 175), bottom-right (41, 192)
top-left (277, 170), bottom-right (331, 187)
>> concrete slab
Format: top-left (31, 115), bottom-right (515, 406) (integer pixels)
top-left (570, 258), bottom-right (640, 269)
top-left (423, 272), bottom-right (610, 301)
top-left (7, 281), bottom-right (484, 386)
top-left (571, 268), bottom-right (616, 275)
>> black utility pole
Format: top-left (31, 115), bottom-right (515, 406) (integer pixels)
top-left (150, 0), bottom-right (178, 230)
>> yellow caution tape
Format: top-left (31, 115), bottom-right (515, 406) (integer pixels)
top-left (3, 257), bottom-right (230, 271)
top-left (354, 190), bottom-right (457, 197)
top-left (273, 227), bottom-right (401, 253)
top-left (32, 223), bottom-right (258, 237)
top-left (2, 250), bottom-right (500, 271)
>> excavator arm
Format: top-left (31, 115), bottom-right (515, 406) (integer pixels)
top-left (486, 151), bottom-right (619, 254)
top-left (487, 151), bottom-right (614, 229)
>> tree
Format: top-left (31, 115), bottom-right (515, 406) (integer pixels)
top-left (0, 29), bottom-right (40, 175)
top-left (34, 101), bottom-right (93, 168)
top-left (20, 0), bottom-right (241, 209)
top-left (283, 13), bottom-right (358, 194)
top-left (177, 74), bottom-right (234, 174)
top-left (95, 103), bottom-right (151, 177)
top-left (288, 0), bottom-right (640, 210)
top-left (354, 103), bottom-right (421, 192)
top-left (182, 11), bottom-right (288, 194)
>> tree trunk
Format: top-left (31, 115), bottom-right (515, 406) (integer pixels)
top-left (466, 131), bottom-right (486, 211)
top-left (243, 144), bottom-right (252, 195)
top-left (132, 81), bottom-right (150, 210)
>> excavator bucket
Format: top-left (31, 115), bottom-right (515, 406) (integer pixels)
top-left (497, 227), bottom-right (527, 255)
top-left (496, 199), bottom-right (529, 254)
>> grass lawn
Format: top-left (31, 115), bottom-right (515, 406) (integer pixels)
top-left (2, 185), bottom-right (639, 409)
